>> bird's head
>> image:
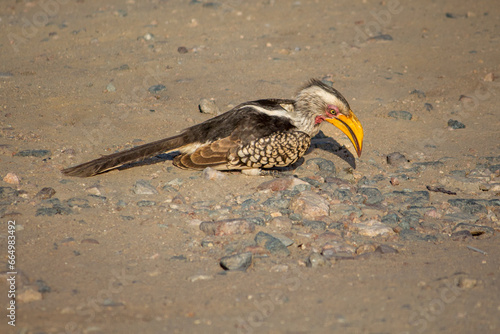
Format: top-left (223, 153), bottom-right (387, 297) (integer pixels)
top-left (295, 79), bottom-right (364, 157)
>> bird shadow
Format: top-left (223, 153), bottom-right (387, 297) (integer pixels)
top-left (309, 131), bottom-right (357, 169)
top-left (115, 152), bottom-right (178, 172)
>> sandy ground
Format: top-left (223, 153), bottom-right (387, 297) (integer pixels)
top-left (1, 0), bottom-right (499, 333)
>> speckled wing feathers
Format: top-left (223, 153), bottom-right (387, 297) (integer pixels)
top-left (231, 131), bottom-right (311, 169)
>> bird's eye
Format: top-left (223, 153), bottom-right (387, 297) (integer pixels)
top-left (327, 104), bottom-right (340, 116)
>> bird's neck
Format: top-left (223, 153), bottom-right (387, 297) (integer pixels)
top-left (292, 101), bottom-right (321, 136)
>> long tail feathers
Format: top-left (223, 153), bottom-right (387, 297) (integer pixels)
top-left (62, 134), bottom-right (187, 177)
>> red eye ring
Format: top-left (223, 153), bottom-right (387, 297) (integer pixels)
top-left (327, 104), bottom-right (340, 116)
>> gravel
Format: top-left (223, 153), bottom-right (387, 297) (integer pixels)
top-left (13, 145), bottom-right (497, 277)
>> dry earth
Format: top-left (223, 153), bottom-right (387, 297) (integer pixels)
top-left (1, 0), bottom-right (499, 333)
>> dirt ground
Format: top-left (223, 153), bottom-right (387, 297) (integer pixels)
top-left (1, 0), bottom-right (499, 333)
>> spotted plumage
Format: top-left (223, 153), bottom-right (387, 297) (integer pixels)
top-left (62, 79), bottom-right (364, 177)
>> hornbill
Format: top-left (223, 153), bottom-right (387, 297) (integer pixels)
top-left (62, 79), bottom-right (364, 177)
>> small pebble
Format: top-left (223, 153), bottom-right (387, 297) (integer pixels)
top-left (60, 237), bottom-right (76, 245)
top-left (410, 89), bottom-right (426, 98)
top-left (188, 274), bottom-right (214, 282)
top-left (357, 187), bottom-right (384, 205)
top-left (148, 84), bottom-right (166, 94)
top-left (303, 220), bottom-right (327, 231)
top-left (81, 238), bottom-right (100, 244)
top-left (172, 194), bottom-right (185, 205)
top-left (267, 216), bottom-right (293, 230)
top-left (448, 198), bottom-right (487, 215)
top-left (356, 244), bottom-right (377, 255)
top-left (167, 177), bottom-right (184, 188)
top-left (35, 187), bottom-right (56, 200)
top-left (202, 167), bottom-right (225, 180)
top-left (448, 119), bottom-right (465, 129)
top-left (254, 231), bottom-right (290, 256)
top-left (273, 234), bottom-right (294, 247)
top-left (36, 279), bottom-right (51, 293)
top-left (143, 33), bottom-right (154, 41)
top-left (67, 197), bottom-right (90, 209)
top-left (483, 72), bottom-right (495, 82)
top-left (220, 252), bottom-right (252, 271)
top-left (351, 220), bottom-right (394, 237)
top-left (201, 239), bottom-right (215, 247)
top-left (388, 110), bottom-right (412, 120)
top-left (199, 218), bottom-right (256, 236)
top-left (199, 98), bottom-right (220, 115)
top-left (105, 82), bottom-right (116, 92)
top-left (458, 277), bottom-right (478, 289)
top-left (115, 9), bottom-right (128, 17)
top-left (458, 95), bottom-right (474, 105)
top-left (3, 173), bottom-right (20, 185)
top-left (270, 264), bottom-right (289, 272)
top-left (389, 190), bottom-right (430, 206)
top-left (445, 12), bottom-right (460, 19)
top-left (290, 191), bottom-right (330, 220)
top-left (36, 202), bottom-right (72, 216)
top-left (177, 46), bottom-right (189, 54)
top-left (386, 152), bottom-right (409, 166)
top-left (15, 149), bottom-right (51, 157)
top-left (368, 34), bottom-right (393, 41)
top-left (450, 230), bottom-right (472, 241)
top-left (137, 200), bottom-right (156, 207)
top-left (113, 64), bottom-right (130, 71)
top-left (322, 241), bottom-right (356, 258)
top-left (381, 213), bottom-right (400, 227)
top-left (17, 288), bottom-right (43, 303)
top-left (375, 244), bottom-right (399, 254)
top-left (85, 186), bottom-right (102, 196)
top-left (257, 177), bottom-right (308, 192)
top-left (305, 158), bottom-right (337, 176)
top-left (306, 253), bottom-right (329, 268)
top-left (133, 180), bottom-right (158, 195)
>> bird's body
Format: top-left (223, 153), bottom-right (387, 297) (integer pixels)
top-left (62, 79), bottom-right (364, 177)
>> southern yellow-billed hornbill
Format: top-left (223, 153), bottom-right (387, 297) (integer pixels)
top-left (62, 79), bottom-right (364, 177)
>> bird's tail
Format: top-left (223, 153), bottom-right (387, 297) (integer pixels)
top-left (61, 134), bottom-right (186, 177)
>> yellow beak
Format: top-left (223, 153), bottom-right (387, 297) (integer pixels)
top-left (325, 111), bottom-right (364, 157)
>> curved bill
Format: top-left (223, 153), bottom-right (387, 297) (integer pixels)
top-left (325, 111), bottom-right (364, 157)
